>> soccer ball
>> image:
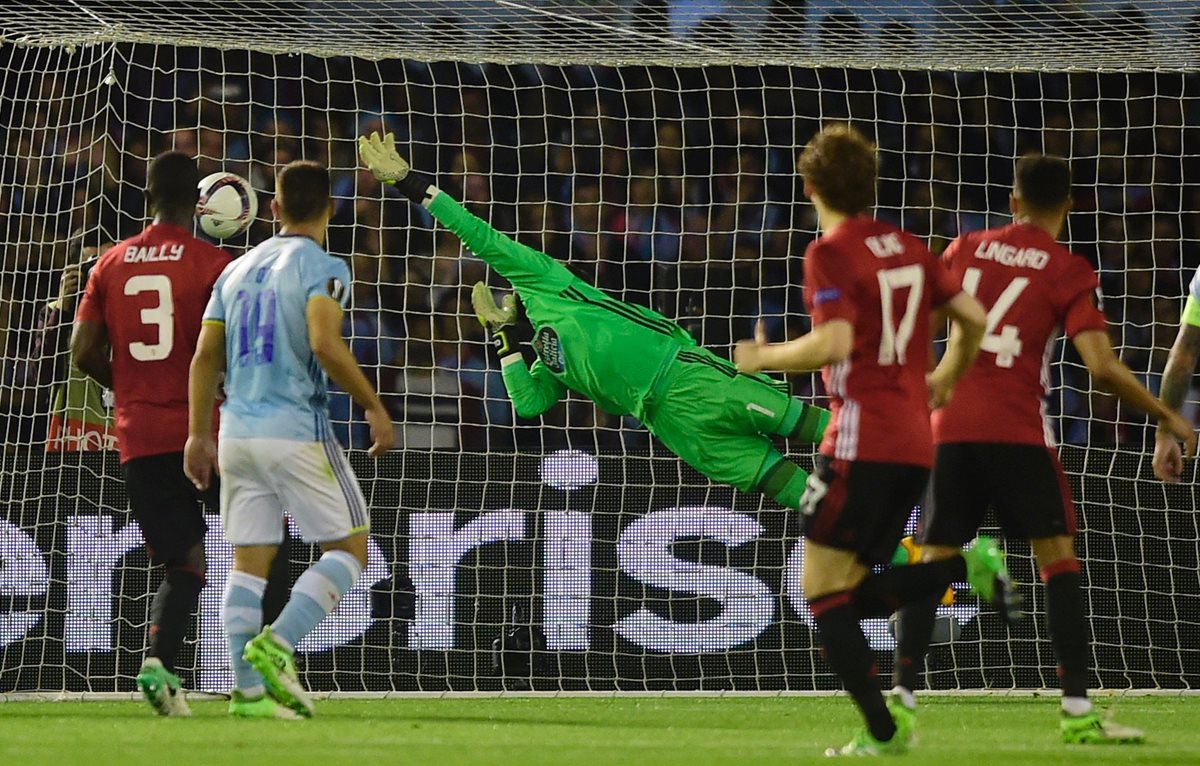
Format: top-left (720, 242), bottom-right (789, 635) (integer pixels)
top-left (196, 172), bottom-right (257, 238)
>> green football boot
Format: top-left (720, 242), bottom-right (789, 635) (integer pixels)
top-left (136, 657), bottom-right (190, 717)
top-left (824, 728), bottom-right (909, 757)
top-left (1061, 711), bottom-right (1145, 744)
top-left (962, 536), bottom-right (1023, 625)
top-left (243, 626), bottom-right (314, 718)
top-left (887, 696), bottom-right (918, 747)
top-left (228, 689), bottom-right (303, 720)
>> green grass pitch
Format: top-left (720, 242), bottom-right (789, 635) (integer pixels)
top-left (1, 696), bottom-right (1197, 765)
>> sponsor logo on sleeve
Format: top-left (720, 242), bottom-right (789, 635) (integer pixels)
top-left (533, 326), bottom-right (565, 374)
top-left (813, 287), bottom-right (841, 305)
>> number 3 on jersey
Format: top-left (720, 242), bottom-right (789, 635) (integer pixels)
top-left (962, 266), bottom-right (1028, 368)
top-left (124, 274), bottom-right (174, 361)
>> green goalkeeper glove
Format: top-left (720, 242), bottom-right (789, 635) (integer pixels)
top-left (472, 281), bottom-right (529, 360)
top-left (358, 130), bottom-right (436, 204)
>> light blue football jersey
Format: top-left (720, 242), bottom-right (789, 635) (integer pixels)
top-left (203, 234), bottom-right (351, 441)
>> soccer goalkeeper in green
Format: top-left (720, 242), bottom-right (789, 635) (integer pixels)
top-left (359, 132), bottom-right (828, 510)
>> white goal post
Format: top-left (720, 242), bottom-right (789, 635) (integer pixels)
top-left (1, 1), bottom-right (1198, 696)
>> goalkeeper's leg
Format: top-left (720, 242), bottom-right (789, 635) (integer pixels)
top-left (754, 455), bottom-right (809, 511)
top-left (771, 396), bottom-right (829, 444)
top-left (671, 347), bottom-right (830, 445)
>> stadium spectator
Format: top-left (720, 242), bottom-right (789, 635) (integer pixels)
top-left (39, 239), bottom-right (117, 452)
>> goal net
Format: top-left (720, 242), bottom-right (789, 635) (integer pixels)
top-left (1, 1), bottom-right (1198, 695)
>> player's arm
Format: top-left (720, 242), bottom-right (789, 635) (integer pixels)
top-left (184, 321), bottom-right (225, 490)
top-left (308, 295), bottom-right (394, 457)
top-left (1072, 329), bottom-right (1196, 456)
top-left (1153, 308), bottom-right (1200, 482)
top-left (926, 292), bottom-right (986, 409)
top-left (501, 356), bottom-right (568, 418)
top-left (737, 240), bottom-right (855, 373)
top-left (734, 319), bottom-right (853, 373)
top-left (69, 320), bottom-right (112, 389)
top-left (70, 254), bottom-right (113, 388)
top-left (357, 131), bottom-right (560, 288)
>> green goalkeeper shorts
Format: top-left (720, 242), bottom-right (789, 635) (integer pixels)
top-left (643, 349), bottom-right (812, 494)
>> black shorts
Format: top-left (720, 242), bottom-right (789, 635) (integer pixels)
top-left (921, 442), bottom-right (1076, 546)
top-left (122, 452), bottom-right (217, 563)
top-left (802, 457), bottom-right (930, 565)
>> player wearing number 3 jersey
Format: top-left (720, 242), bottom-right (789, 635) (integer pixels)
top-left (892, 154), bottom-right (1196, 745)
top-left (72, 151), bottom-right (294, 717)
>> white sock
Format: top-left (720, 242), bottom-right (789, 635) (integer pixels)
top-left (891, 685), bottom-right (917, 711)
top-left (1061, 696), bottom-right (1093, 716)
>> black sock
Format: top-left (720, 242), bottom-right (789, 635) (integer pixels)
top-left (892, 595), bottom-right (940, 692)
top-left (148, 566), bottom-right (204, 672)
top-left (810, 593), bottom-right (896, 742)
top-left (262, 533), bottom-right (293, 625)
top-left (853, 557), bottom-right (966, 618)
top-left (1043, 560), bottom-right (1089, 699)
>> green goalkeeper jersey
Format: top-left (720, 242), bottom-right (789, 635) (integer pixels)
top-left (428, 192), bottom-right (703, 420)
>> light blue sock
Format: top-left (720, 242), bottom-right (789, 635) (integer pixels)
top-left (270, 550), bottom-right (361, 650)
top-left (222, 570), bottom-right (267, 696)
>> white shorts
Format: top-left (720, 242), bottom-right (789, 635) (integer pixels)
top-left (218, 437), bottom-right (369, 545)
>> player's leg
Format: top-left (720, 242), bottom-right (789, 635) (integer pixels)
top-left (202, 474), bottom-right (294, 627)
top-left (1029, 535), bottom-right (1139, 743)
top-left (261, 523), bottom-right (294, 624)
top-left (645, 359), bottom-right (815, 508)
top-left (123, 453), bottom-right (208, 717)
top-left (263, 532), bottom-right (367, 653)
top-left (674, 347), bottom-right (830, 445)
top-left (992, 446), bottom-right (1143, 744)
top-left (227, 543), bottom-right (301, 719)
top-left (755, 455), bottom-right (809, 510)
top-left (802, 460), bottom-right (935, 755)
top-left (804, 539), bottom-right (908, 755)
top-left (245, 438), bottom-right (370, 718)
top-left (737, 378), bottom-right (829, 445)
top-left (218, 438), bottom-right (301, 720)
top-left (838, 461), bottom-right (1002, 624)
top-left (891, 443), bottom-right (988, 706)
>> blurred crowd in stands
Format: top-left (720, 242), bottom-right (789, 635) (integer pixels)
top-left (2, 41), bottom-right (1199, 453)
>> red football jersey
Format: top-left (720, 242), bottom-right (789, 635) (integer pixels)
top-left (804, 217), bottom-right (960, 467)
top-left (933, 222), bottom-right (1107, 447)
top-left (76, 223), bottom-right (229, 462)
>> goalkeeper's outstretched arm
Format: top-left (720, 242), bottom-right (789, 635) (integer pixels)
top-left (358, 132), bottom-right (565, 290)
